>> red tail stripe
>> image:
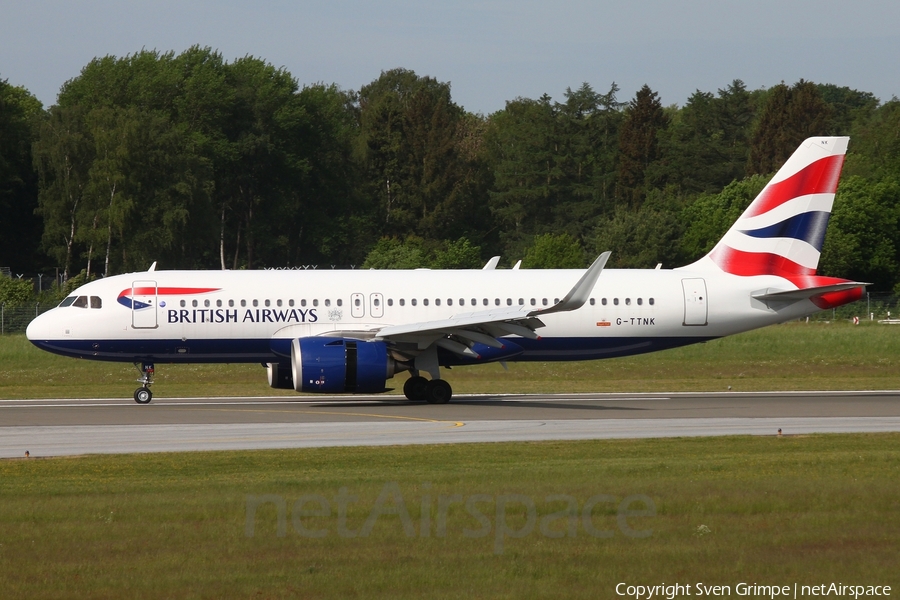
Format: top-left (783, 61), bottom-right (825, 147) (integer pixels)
top-left (746, 154), bottom-right (845, 218)
top-left (709, 246), bottom-right (815, 278)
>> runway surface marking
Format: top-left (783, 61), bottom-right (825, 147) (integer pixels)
top-left (2, 391), bottom-right (898, 457)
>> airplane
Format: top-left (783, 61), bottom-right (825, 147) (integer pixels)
top-left (26, 137), bottom-right (866, 405)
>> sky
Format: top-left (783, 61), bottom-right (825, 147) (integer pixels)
top-left (2, 0), bottom-right (898, 114)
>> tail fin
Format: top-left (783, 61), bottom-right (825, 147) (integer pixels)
top-left (690, 136), bottom-right (848, 279)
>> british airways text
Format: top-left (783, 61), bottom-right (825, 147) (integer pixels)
top-left (167, 308), bottom-right (319, 324)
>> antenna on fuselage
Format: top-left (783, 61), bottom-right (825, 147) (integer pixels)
top-left (148, 261), bottom-right (157, 272)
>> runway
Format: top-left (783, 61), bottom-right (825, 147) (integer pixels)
top-left (2, 391), bottom-right (900, 457)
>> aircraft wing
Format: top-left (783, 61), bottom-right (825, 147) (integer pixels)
top-left (375, 252), bottom-right (610, 356)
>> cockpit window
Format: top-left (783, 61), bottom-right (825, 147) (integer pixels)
top-left (59, 296), bottom-right (77, 307)
top-left (72, 296), bottom-right (88, 308)
top-left (90, 296), bottom-right (102, 309)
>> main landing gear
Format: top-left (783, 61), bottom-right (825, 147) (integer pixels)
top-left (403, 375), bottom-right (452, 404)
top-left (134, 362), bottom-right (154, 404)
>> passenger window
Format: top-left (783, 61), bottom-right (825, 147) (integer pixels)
top-left (637, 298), bottom-right (643, 306)
top-left (90, 296), bottom-right (102, 309)
top-left (471, 299), bottom-right (477, 306)
top-left (252, 299), bottom-right (259, 307)
top-left (276, 299), bottom-right (283, 307)
top-left (204, 299), bottom-right (211, 307)
top-left (387, 299), bottom-right (393, 307)
top-left (313, 299), bottom-right (319, 307)
top-left (73, 296), bottom-right (88, 308)
top-left (542, 298), bottom-right (548, 306)
top-left (337, 299), bottom-right (343, 307)
top-left (494, 299), bottom-right (500, 306)
top-left (625, 298), bottom-right (631, 306)
top-left (374, 298), bottom-right (381, 307)
top-left (300, 299), bottom-right (306, 307)
top-left (354, 297), bottom-right (361, 307)
top-left (229, 299), bottom-right (235, 307)
top-left (192, 300), bottom-right (199, 308)
top-left (288, 299), bottom-right (294, 307)
top-left (264, 299), bottom-right (270, 307)
top-left (614, 298), bottom-right (619, 306)
top-left (412, 299), bottom-right (418, 306)
top-left (241, 299), bottom-right (247, 307)
top-left (602, 298), bottom-right (607, 306)
top-left (506, 298), bottom-right (512, 306)
top-left (399, 299), bottom-right (405, 306)
top-left (216, 299), bottom-right (222, 307)
top-left (483, 299), bottom-right (488, 306)
top-left (590, 298), bottom-right (595, 306)
top-left (649, 298), bottom-right (655, 305)
top-left (423, 299), bottom-right (429, 306)
top-left (447, 299), bottom-right (453, 306)
top-left (325, 299), bottom-right (331, 307)
top-left (530, 299), bottom-right (536, 306)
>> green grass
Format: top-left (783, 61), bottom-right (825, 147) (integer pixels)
top-left (1, 435), bottom-right (898, 598)
top-left (4, 321), bottom-right (900, 399)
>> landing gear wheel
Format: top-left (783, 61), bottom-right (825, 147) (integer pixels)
top-left (403, 376), bottom-right (429, 402)
top-left (134, 387), bottom-right (153, 404)
top-left (425, 379), bottom-right (452, 404)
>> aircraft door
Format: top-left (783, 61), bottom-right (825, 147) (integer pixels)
top-left (351, 293), bottom-right (365, 318)
top-left (131, 280), bottom-right (158, 329)
top-left (370, 293), bottom-right (384, 318)
top-left (681, 278), bottom-right (708, 326)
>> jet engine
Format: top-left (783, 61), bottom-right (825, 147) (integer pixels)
top-left (289, 337), bottom-right (405, 394)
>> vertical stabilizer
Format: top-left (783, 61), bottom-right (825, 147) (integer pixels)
top-left (687, 137), bottom-right (848, 279)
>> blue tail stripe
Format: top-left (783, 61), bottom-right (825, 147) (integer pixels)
top-left (740, 211), bottom-right (831, 251)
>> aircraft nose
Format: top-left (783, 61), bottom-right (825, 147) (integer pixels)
top-left (25, 310), bottom-right (49, 341)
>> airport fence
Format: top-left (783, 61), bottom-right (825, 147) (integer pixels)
top-left (0, 304), bottom-right (54, 335)
top-left (3, 293), bottom-right (900, 335)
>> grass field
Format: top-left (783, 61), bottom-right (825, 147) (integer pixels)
top-left (1, 435), bottom-right (898, 598)
top-left (3, 321), bottom-right (900, 399)
top-left (3, 323), bottom-right (898, 597)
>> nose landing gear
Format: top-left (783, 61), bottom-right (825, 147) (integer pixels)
top-left (134, 362), bottom-right (155, 404)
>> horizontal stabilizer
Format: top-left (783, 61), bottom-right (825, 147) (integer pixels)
top-left (752, 282), bottom-right (868, 302)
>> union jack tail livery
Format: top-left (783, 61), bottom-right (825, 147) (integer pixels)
top-left (687, 137), bottom-right (864, 309)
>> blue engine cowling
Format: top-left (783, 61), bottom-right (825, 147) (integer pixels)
top-left (290, 337), bottom-right (396, 394)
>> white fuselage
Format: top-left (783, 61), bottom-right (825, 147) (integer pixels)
top-left (26, 266), bottom-right (821, 365)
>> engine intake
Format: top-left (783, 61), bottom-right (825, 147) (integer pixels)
top-left (290, 337), bottom-right (402, 393)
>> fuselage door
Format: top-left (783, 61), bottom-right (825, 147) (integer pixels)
top-left (131, 280), bottom-right (158, 329)
top-left (681, 278), bottom-right (708, 326)
top-left (370, 293), bottom-right (384, 318)
top-left (351, 293), bottom-right (365, 318)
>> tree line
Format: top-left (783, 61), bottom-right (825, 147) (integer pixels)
top-left (1, 46), bottom-right (899, 300)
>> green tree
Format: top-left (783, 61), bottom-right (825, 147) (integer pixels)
top-left (0, 79), bottom-right (43, 272)
top-left (590, 189), bottom-right (683, 268)
top-left (617, 85), bottom-right (669, 204)
top-left (0, 275), bottom-right (34, 306)
top-left (522, 233), bottom-right (585, 269)
top-left (819, 175), bottom-right (900, 290)
top-left (357, 69), bottom-right (467, 241)
top-left (747, 80), bottom-right (831, 175)
top-left (361, 237), bottom-right (427, 269)
top-left (678, 175), bottom-right (768, 261)
top-left (430, 237), bottom-right (482, 269)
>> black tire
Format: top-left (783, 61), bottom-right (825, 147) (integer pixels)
top-left (425, 379), bottom-right (452, 404)
top-left (403, 376), bottom-right (429, 402)
top-left (134, 387), bottom-right (153, 404)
